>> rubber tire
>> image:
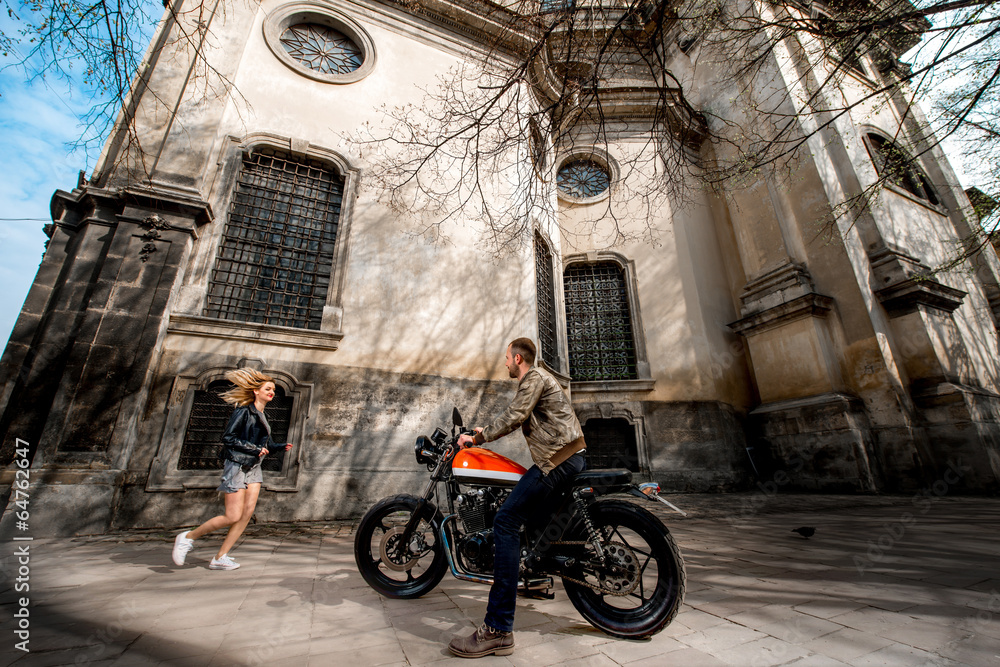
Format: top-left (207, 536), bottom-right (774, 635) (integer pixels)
top-left (562, 499), bottom-right (686, 639)
top-left (354, 494), bottom-right (448, 599)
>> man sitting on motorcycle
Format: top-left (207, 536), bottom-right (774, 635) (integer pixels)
top-left (448, 337), bottom-right (587, 658)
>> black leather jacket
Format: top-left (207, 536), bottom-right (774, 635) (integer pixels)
top-left (220, 405), bottom-right (274, 468)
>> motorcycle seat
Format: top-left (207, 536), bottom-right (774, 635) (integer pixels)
top-left (571, 469), bottom-right (632, 487)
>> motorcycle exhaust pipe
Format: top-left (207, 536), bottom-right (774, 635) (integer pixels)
top-left (440, 515), bottom-right (494, 585)
top-left (440, 515), bottom-right (553, 592)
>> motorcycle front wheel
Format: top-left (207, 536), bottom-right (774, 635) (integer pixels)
top-left (354, 494), bottom-right (448, 599)
top-left (562, 499), bottom-right (686, 639)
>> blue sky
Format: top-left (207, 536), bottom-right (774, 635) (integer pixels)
top-left (0, 66), bottom-right (94, 349)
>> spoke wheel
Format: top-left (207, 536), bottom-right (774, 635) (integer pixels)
top-left (562, 499), bottom-right (685, 638)
top-left (354, 494), bottom-right (447, 599)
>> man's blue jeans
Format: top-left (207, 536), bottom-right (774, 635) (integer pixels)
top-left (483, 453), bottom-right (586, 632)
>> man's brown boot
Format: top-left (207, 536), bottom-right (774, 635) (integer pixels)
top-left (448, 623), bottom-right (515, 658)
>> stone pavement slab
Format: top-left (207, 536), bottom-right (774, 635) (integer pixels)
top-left (1, 494), bottom-right (999, 666)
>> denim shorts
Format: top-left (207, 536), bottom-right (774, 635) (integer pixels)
top-left (217, 459), bottom-right (263, 493)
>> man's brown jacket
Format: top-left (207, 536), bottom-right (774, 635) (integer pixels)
top-left (471, 366), bottom-right (585, 474)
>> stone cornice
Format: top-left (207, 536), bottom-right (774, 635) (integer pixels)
top-left (378, 0), bottom-right (705, 144)
top-left (381, 0), bottom-right (534, 55)
top-left (50, 183), bottom-right (214, 232)
top-left (729, 293), bottom-right (834, 336)
top-left (167, 315), bottom-right (343, 350)
top-left (740, 262), bottom-right (814, 311)
top-left (875, 278), bottom-right (966, 317)
top-left (571, 378), bottom-right (656, 393)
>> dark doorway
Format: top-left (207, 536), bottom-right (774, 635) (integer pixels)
top-left (581, 417), bottom-right (640, 472)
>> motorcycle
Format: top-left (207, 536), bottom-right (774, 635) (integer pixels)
top-left (353, 408), bottom-right (687, 639)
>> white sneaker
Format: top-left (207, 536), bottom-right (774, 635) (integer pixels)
top-left (209, 554), bottom-right (240, 570)
top-left (172, 531), bottom-right (194, 566)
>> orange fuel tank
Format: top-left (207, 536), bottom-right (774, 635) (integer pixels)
top-left (452, 448), bottom-right (527, 486)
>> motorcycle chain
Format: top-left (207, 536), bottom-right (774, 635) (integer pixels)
top-left (548, 540), bottom-right (640, 598)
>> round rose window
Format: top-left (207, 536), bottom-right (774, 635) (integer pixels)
top-left (557, 159), bottom-right (611, 199)
top-left (279, 23), bottom-right (364, 75)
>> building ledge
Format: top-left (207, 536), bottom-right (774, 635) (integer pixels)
top-left (729, 293), bottom-right (834, 336)
top-left (875, 278), bottom-right (966, 317)
top-left (571, 379), bottom-right (656, 393)
top-left (167, 315), bottom-right (343, 350)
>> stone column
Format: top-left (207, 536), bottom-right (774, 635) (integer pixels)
top-left (722, 173), bottom-right (881, 491)
top-left (0, 185), bottom-right (212, 536)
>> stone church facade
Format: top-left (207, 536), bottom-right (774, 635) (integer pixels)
top-left (1, 0), bottom-right (998, 536)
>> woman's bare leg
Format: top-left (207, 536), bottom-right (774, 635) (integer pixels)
top-left (216, 482), bottom-right (261, 558)
top-left (187, 490), bottom-right (245, 540)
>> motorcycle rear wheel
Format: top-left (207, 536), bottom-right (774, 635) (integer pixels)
top-left (562, 499), bottom-right (686, 639)
top-left (354, 494), bottom-right (448, 599)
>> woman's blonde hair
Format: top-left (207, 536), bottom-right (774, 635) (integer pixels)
top-left (220, 368), bottom-right (275, 406)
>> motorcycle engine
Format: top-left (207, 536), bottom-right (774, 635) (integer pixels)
top-left (457, 530), bottom-right (494, 574)
top-left (455, 487), bottom-right (506, 574)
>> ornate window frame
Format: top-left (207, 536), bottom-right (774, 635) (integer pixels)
top-left (862, 129), bottom-right (945, 212)
top-left (563, 251), bottom-right (654, 392)
top-left (574, 403), bottom-right (650, 475)
top-left (555, 148), bottom-right (618, 205)
top-left (146, 362), bottom-right (313, 492)
top-left (263, 2), bottom-right (377, 84)
top-left (534, 230), bottom-right (562, 374)
top-left (170, 132), bottom-right (360, 350)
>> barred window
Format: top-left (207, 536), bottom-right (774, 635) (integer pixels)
top-left (178, 380), bottom-right (292, 472)
top-left (206, 149), bottom-right (344, 329)
top-left (534, 233), bottom-right (559, 372)
top-left (582, 418), bottom-right (639, 472)
top-left (564, 262), bottom-right (638, 381)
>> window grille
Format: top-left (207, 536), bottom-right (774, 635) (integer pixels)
top-left (582, 418), bottom-right (639, 471)
top-left (864, 134), bottom-right (940, 205)
top-left (563, 262), bottom-right (638, 381)
top-left (557, 159), bottom-right (610, 199)
top-left (540, 0), bottom-right (575, 13)
top-left (280, 24), bottom-right (363, 75)
top-left (178, 380), bottom-right (292, 472)
top-left (206, 149), bottom-right (343, 329)
top-left (534, 233), bottom-right (559, 372)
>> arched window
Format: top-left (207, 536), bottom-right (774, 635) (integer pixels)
top-left (534, 233), bottom-right (559, 372)
top-left (178, 380), bottom-right (293, 472)
top-left (205, 148), bottom-right (344, 330)
top-left (563, 261), bottom-right (638, 381)
top-left (864, 133), bottom-right (940, 206)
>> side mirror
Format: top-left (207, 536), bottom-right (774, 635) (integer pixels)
top-left (452, 407), bottom-right (463, 428)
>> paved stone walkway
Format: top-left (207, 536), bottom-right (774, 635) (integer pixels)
top-left (1, 494), bottom-right (998, 666)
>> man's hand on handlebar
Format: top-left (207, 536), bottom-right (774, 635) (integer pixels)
top-left (457, 428), bottom-right (483, 449)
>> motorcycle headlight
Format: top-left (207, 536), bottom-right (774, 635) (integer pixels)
top-left (415, 435), bottom-right (437, 466)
